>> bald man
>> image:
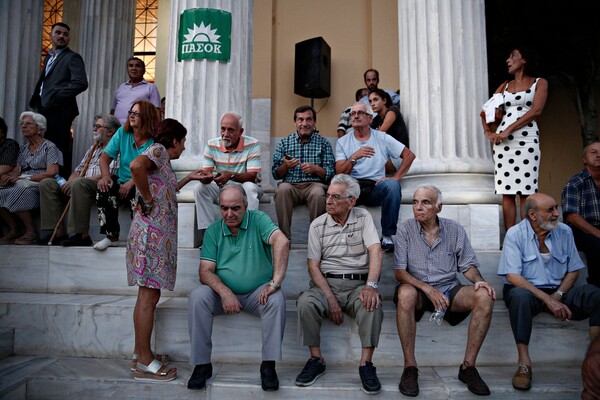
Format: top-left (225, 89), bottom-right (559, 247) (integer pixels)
top-left (498, 193), bottom-right (600, 391)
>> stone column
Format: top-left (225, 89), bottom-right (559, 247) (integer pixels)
top-left (165, 0), bottom-right (254, 247)
top-left (398, 0), bottom-right (501, 249)
top-left (0, 0), bottom-right (43, 141)
top-left (72, 0), bottom-right (136, 168)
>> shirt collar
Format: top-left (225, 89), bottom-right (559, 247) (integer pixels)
top-left (219, 136), bottom-right (245, 153)
top-left (126, 79), bottom-right (148, 86)
top-left (221, 210), bottom-right (250, 236)
top-left (292, 131), bottom-right (317, 144)
top-left (325, 208), bottom-right (357, 228)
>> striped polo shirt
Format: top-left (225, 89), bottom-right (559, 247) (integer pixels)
top-left (307, 207), bottom-right (380, 274)
top-left (202, 135), bottom-right (261, 174)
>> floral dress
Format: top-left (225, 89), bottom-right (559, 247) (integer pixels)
top-left (126, 144), bottom-right (178, 290)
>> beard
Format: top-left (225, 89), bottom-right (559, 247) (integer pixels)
top-left (222, 138), bottom-right (232, 148)
top-left (93, 132), bottom-right (102, 142)
top-left (538, 220), bottom-right (558, 232)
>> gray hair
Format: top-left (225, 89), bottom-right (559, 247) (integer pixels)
top-left (523, 196), bottom-right (537, 219)
top-left (95, 113), bottom-right (121, 131)
top-left (352, 102), bottom-right (374, 117)
top-left (583, 141), bottom-right (600, 157)
top-left (19, 111), bottom-right (47, 136)
top-left (330, 174), bottom-right (360, 199)
top-left (221, 111), bottom-right (244, 129)
top-left (415, 185), bottom-right (442, 207)
top-left (219, 184), bottom-right (248, 206)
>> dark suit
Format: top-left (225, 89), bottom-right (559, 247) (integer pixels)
top-left (30, 47), bottom-right (88, 175)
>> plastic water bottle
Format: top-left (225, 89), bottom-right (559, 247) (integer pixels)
top-left (54, 174), bottom-right (67, 187)
top-left (430, 290), bottom-right (451, 326)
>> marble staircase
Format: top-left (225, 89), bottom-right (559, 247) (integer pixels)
top-left (0, 200), bottom-right (590, 399)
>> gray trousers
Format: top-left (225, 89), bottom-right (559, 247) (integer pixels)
top-left (504, 284), bottom-right (600, 345)
top-left (40, 177), bottom-right (98, 234)
top-left (297, 278), bottom-right (383, 348)
top-left (188, 283), bottom-right (286, 365)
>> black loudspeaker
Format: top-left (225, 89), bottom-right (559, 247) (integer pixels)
top-left (294, 37), bottom-right (331, 99)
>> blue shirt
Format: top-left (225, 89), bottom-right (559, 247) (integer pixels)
top-left (271, 131), bottom-right (335, 183)
top-left (335, 128), bottom-right (405, 181)
top-left (394, 217), bottom-right (479, 293)
top-left (497, 219), bottom-right (584, 287)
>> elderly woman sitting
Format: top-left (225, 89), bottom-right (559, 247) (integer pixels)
top-left (0, 112), bottom-right (62, 245)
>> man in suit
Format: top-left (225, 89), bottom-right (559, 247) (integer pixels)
top-left (29, 22), bottom-right (88, 176)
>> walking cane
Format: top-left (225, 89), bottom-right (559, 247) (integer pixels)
top-left (48, 141), bottom-right (100, 245)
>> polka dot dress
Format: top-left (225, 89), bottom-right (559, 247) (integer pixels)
top-left (493, 78), bottom-right (540, 195)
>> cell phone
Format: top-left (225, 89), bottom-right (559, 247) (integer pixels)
top-left (284, 155), bottom-right (291, 160)
top-left (214, 172), bottom-right (221, 178)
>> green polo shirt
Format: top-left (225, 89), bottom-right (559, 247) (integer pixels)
top-left (200, 210), bottom-right (278, 294)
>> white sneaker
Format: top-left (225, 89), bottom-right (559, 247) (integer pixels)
top-left (93, 238), bottom-right (119, 251)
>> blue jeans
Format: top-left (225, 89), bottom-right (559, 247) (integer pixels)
top-left (357, 178), bottom-right (402, 236)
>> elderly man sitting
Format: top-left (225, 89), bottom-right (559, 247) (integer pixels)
top-left (39, 114), bottom-right (120, 245)
top-left (295, 174), bottom-right (383, 394)
top-left (499, 193), bottom-right (600, 391)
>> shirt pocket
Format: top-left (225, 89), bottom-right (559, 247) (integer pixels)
top-left (520, 253), bottom-right (538, 280)
top-left (548, 253), bottom-right (569, 280)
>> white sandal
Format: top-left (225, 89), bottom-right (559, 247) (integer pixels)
top-left (134, 359), bottom-right (177, 382)
top-left (130, 353), bottom-right (170, 372)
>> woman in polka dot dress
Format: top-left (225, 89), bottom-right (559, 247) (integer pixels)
top-left (482, 46), bottom-right (548, 230)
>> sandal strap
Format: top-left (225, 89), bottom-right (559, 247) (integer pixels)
top-left (137, 359), bottom-right (164, 375)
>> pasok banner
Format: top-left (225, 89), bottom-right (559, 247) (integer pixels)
top-left (178, 8), bottom-right (231, 62)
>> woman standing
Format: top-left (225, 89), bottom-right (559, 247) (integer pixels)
top-left (369, 88), bottom-right (409, 147)
top-left (0, 112), bottom-right (61, 244)
top-left (127, 118), bottom-right (197, 382)
top-left (95, 100), bottom-right (159, 250)
top-left (482, 47), bottom-right (548, 230)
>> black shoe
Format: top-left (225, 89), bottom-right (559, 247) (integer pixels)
top-left (359, 361), bottom-right (381, 394)
top-left (295, 356), bottom-right (326, 387)
top-left (39, 233), bottom-right (68, 246)
top-left (60, 233), bottom-right (93, 247)
top-left (399, 366), bottom-right (419, 397)
top-left (187, 363), bottom-right (212, 390)
top-left (458, 363), bottom-right (490, 396)
top-left (260, 361), bottom-right (279, 391)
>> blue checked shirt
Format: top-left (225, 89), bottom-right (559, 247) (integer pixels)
top-left (562, 168), bottom-right (600, 228)
top-left (393, 217), bottom-right (480, 293)
top-left (271, 131), bottom-right (335, 183)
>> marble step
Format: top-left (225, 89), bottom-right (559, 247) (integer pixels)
top-left (0, 245), bottom-right (588, 301)
top-left (0, 328), bottom-right (13, 360)
top-left (0, 355), bottom-right (584, 400)
top-left (0, 293), bottom-right (590, 367)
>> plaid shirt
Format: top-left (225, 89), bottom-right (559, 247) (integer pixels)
top-left (271, 131), bottom-right (334, 183)
top-left (75, 143), bottom-right (118, 178)
top-left (562, 168), bottom-right (600, 228)
top-left (393, 217), bottom-right (479, 293)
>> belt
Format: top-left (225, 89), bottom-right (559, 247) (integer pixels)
top-left (324, 273), bottom-right (368, 281)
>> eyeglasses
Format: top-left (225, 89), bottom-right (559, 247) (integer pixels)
top-left (128, 111), bottom-right (140, 117)
top-left (92, 124), bottom-right (109, 129)
top-left (324, 193), bottom-right (353, 202)
top-left (19, 121), bottom-right (35, 127)
top-left (349, 110), bottom-right (369, 117)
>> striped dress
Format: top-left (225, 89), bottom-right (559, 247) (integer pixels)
top-left (0, 140), bottom-right (62, 212)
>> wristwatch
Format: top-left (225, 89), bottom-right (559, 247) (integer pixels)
top-left (350, 158), bottom-right (357, 166)
top-left (556, 290), bottom-right (565, 298)
top-left (366, 281), bottom-right (379, 289)
top-left (268, 280), bottom-right (280, 290)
